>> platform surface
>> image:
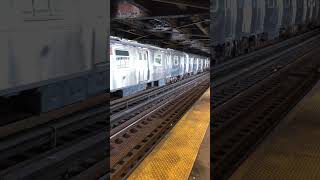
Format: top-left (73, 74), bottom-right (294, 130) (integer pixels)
top-left (188, 127), bottom-right (210, 180)
top-left (128, 88), bottom-right (210, 180)
top-left (230, 80), bottom-right (320, 180)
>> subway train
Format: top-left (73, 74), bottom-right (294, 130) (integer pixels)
top-left (212, 0), bottom-right (320, 60)
top-left (110, 37), bottom-right (210, 97)
top-left (0, 0), bottom-right (108, 112)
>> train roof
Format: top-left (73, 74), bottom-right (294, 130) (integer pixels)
top-left (110, 36), bottom-right (208, 58)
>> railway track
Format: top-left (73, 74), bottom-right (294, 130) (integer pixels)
top-left (0, 71), bottom-right (208, 179)
top-left (2, 27), bottom-right (317, 180)
top-left (212, 30), bottom-right (320, 108)
top-left (0, 101), bottom-right (107, 179)
top-left (111, 73), bottom-right (209, 134)
top-left (211, 34), bottom-right (320, 179)
top-left (212, 29), bottom-right (320, 81)
top-left (110, 73), bottom-right (209, 179)
top-left (110, 72), bottom-right (206, 116)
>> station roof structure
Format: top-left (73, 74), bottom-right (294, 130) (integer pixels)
top-left (111, 0), bottom-right (210, 56)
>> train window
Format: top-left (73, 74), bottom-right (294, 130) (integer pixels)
top-left (155, 54), bottom-right (162, 65)
top-left (139, 52), bottom-right (148, 61)
top-left (116, 56), bottom-right (130, 68)
top-left (15, 0), bottom-right (65, 19)
top-left (139, 53), bottom-right (143, 60)
top-left (115, 50), bottom-right (130, 68)
top-left (173, 56), bottom-right (179, 65)
top-left (191, 58), bottom-right (193, 64)
top-left (115, 50), bottom-right (129, 56)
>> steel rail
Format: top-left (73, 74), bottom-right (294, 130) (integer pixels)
top-left (110, 75), bottom-right (209, 179)
top-left (110, 73), bottom-right (209, 134)
top-left (212, 39), bottom-right (320, 180)
top-left (212, 29), bottom-right (320, 79)
top-left (110, 72), bottom-right (206, 115)
top-left (212, 33), bottom-right (320, 108)
top-left (0, 72), bottom-right (209, 179)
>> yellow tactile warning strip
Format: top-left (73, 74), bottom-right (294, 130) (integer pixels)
top-left (188, 127), bottom-right (210, 180)
top-left (128, 88), bottom-right (210, 180)
top-left (230, 81), bottom-right (320, 180)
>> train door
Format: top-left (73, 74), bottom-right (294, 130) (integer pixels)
top-left (315, 0), bottom-right (320, 25)
top-left (194, 57), bottom-right (198, 73)
top-left (112, 47), bottom-right (131, 90)
top-left (296, 0), bottom-right (303, 25)
top-left (309, 0), bottom-right (316, 22)
top-left (251, 0), bottom-right (258, 34)
top-left (225, 0), bottom-right (237, 39)
top-left (282, 0), bottom-right (291, 28)
top-left (180, 54), bottom-right (185, 75)
top-left (291, 0), bottom-right (297, 27)
top-left (200, 58), bottom-right (204, 72)
top-left (193, 57), bottom-right (196, 73)
top-left (276, 0), bottom-right (284, 36)
top-left (153, 51), bottom-right (163, 80)
top-left (137, 50), bottom-right (149, 83)
top-left (235, 0), bottom-right (244, 40)
top-left (213, 0), bottom-right (226, 45)
top-left (159, 51), bottom-right (166, 79)
top-left (204, 58), bottom-right (208, 70)
top-left (265, 0), bottom-right (278, 39)
top-left (185, 54), bottom-right (189, 74)
top-left (257, 0), bottom-right (266, 34)
top-left (242, 0), bottom-right (253, 35)
top-left (173, 54), bottom-right (179, 77)
top-left (165, 52), bottom-right (171, 78)
top-left (189, 56), bottom-right (194, 74)
top-left (302, 0), bottom-right (307, 23)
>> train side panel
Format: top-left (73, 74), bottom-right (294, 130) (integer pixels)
top-left (211, 0), bottom-right (320, 61)
top-left (110, 38), bottom-right (209, 96)
top-left (0, 0), bottom-right (107, 93)
top-left (0, 0), bottom-right (108, 112)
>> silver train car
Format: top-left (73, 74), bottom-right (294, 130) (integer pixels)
top-left (110, 37), bottom-right (210, 96)
top-left (212, 0), bottom-right (320, 59)
top-left (0, 0), bottom-right (108, 112)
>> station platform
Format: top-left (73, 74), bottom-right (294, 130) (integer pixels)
top-left (128, 88), bottom-right (210, 180)
top-left (230, 80), bottom-right (320, 180)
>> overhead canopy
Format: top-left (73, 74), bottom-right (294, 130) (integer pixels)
top-left (111, 0), bottom-right (210, 57)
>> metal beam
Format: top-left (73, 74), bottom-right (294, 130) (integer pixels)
top-left (113, 13), bottom-right (208, 20)
top-left (146, 31), bottom-right (209, 37)
top-left (192, 16), bottom-right (209, 36)
top-left (135, 38), bottom-right (210, 41)
top-left (175, 19), bottom-right (210, 30)
top-left (149, 0), bottom-right (209, 10)
top-left (113, 28), bottom-right (146, 37)
top-left (111, 5), bottom-right (210, 54)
